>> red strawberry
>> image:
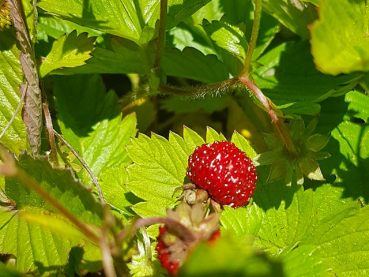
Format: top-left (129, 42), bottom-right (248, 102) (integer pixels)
top-left (186, 141), bottom-right (257, 208)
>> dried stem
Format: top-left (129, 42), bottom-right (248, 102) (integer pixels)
top-left (52, 129), bottom-right (106, 204)
top-left (153, 0), bottom-right (167, 68)
top-left (42, 104), bottom-right (58, 167)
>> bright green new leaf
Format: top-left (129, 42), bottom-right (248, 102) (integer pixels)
top-left (231, 131), bottom-right (257, 159)
top-left (39, 31), bottom-right (95, 77)
top-left (203, 19), bottom-right (248, 63)
top-left (206, 126), bottom-right (226, 143)
top-left (311, 0), bottom-right (369, 75)
top-left (52, 75), bottom-right (137, 187)
top-left (5, 154), bottom-right (103, 226)
top-left (0, 29), bottom-right (27, 156)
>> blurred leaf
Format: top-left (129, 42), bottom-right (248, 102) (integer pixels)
top-left (311, 0), bottom-right (369, 75)
top-left (0, 263), bottom-right (23, 277)
top-left (0, 29), bottom-right (27, 156)
top-left (179, 235), bottom-right (285, 277)
top-left (262, 0), bottom-right (317, 39)
top-left (39, 31), bottom-right (95, 77)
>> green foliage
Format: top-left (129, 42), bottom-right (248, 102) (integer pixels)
top-left (311, 0), bottom-right (369, 75)
top-left (39, 30), bottom-right (95, 77)
top-left (0, 0), bottom-right (369, 276)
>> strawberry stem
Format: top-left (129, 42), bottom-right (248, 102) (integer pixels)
top-left (154, 0), bottom-right (167, 68)
top-left (243, 0), bottom-right (262, 78)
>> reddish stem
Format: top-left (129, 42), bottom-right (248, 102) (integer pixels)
top-left (238, 76), bottom-right (296, 155)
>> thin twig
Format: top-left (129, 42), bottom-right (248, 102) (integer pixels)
top-left (52, 129), bottom-right (106, 204)
top-left (42, 104), bottom-right (58, 167)
top-left (0, 83), bottom-right (26, 140)
top-left (242, 0), bottom-right (262, 78)
top-left (100, 206), bottom-right (117, 277)
top-left (153, 0), bottom-right (168, 68)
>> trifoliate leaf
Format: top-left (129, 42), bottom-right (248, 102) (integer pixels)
top-left (39, 30), bottom-right (95, 77)
top-left (310, 0), bottom-right (369, 75)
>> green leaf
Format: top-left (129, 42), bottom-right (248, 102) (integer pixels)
top-left (0, 29), bottom-right (27, 156)
top-left (0, 208), bottom-right (99, 274)
top-left (345, 90), bottom-right (369, 122)
top-left (38, 0), bottom-right (210, 44)
top-left (221, 183), bottom-right (369, 276)
top-left (0, 263), bottom-right (23, 277)
top-left (39, 31), bottom-right (95, 77)
top-left (162, 47), bottom-right (229, 83)
top-left (253, 41), bottom-right (361, 106)
top-left (310, 0), bottom-right (369, 75)
top-left (262, 0), bottom-right (317, 39)
top-left (203, 19), bottom-right (248, 63)
top-left (206, 126), bottom-right (226, 144)
top-left (126, 133), bottom-right (187, 217)
top-left (5, 154), bottom-right (103, 226)
top-left (179, 235), bottom-right (285, 277)
top-left (231, 131), bottom-right (258, 159)
top-left (99, 166), bottom-right (139, 218)
top-left (53, 75), bottom-right (137, 186)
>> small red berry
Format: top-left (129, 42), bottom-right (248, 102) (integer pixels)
top-left (186, 141), bottom-right (257, 208)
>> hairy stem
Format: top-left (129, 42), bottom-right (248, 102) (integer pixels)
top-left (159, 78), bottom-right (238, 97)
top-left (154, 0), bottom-right (167, 68)
top-left (243, 0), bottom-right (262, 77)
top-left (42, 104), bottom-right (58, 167)
top-left (52, 130), bottom-right (106, 204)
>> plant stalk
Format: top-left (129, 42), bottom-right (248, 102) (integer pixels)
top-left (42, 104), bottom-right (58, 167)
top-left (154, 0), bottom-right (167, 68)
top-left (243, 0), bottom-right (262, 78)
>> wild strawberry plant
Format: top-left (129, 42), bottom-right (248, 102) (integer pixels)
top-left (0, 0), bottom-right (368, 276)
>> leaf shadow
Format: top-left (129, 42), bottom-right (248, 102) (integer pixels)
top-left (305, 95), bottom-right (369, 204)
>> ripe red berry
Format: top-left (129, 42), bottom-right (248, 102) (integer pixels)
top-left (186, 141), bottom-right (257, 208)
top-left (155, 226), bottom-right (182, 276)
